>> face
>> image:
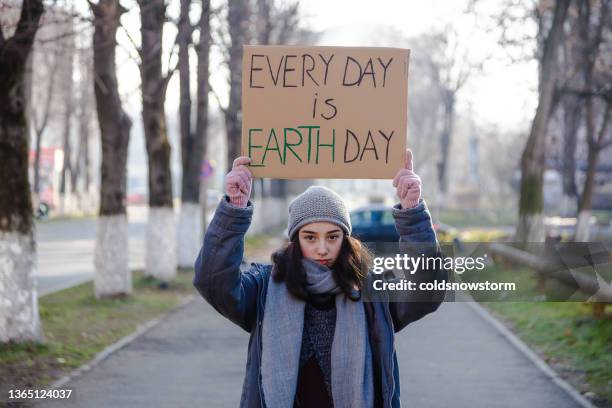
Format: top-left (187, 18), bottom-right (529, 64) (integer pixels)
top-left (298, 222), bottom-right (343, 268)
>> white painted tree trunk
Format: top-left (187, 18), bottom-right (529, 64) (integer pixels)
top-left (94, 214), bottom-right (131, 298)
top-left (559, 194), bottom-right (577, 217)
top-left (574, 210), bottom-right (592, 242)
top-left (248, 197), bottom-right (288, 236)
top-left (516, 213), bottom-right (546, 243)
top-left (146, 206), bottom-right (177, 281)
top-left (0, 231), bottom-right (43, 342)
top-left (177, 202), bottom-right (202, 268)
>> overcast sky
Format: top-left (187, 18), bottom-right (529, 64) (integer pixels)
top-left (113, 0), bottom-right (540, 189)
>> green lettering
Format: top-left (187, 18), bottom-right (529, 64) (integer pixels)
top-left (248, 128), bottom-right (263, 165)
top-left (262, 128), bottom-right (283, 164)
top-left (284, 128), bottom-right (303, 163)
top-left (298, 126), bottom-right (320, 164)
top-left (316, 128), bottom-right (335, 164)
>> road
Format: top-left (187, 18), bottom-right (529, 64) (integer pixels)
top-left (35, 206), bottom-right (146, 297)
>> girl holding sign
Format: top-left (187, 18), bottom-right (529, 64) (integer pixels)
top-left (194, 149), bottom-right (446, 408)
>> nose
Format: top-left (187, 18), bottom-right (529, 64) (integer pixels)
top-left (316, 240), bottom-right (328, 257)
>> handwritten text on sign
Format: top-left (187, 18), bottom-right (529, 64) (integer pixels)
top-left (241, 46), bottom-right (410, 179)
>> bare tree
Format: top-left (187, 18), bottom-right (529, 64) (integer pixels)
top-left (176, 0), bottom-right (211, 268)
top-left (557, 19), bottom-right (582, 213)
top-left (0, 0), bottom-right (45, 342)
top-left (515, 0), bottom-right (570, 243)
top-left (71, 46), bottom-right (94, 196)
top-left (138, 0), bottom-right (178, 281)
top-left (30, 47), bottom-right (60, 201)
top-left (411, 26), bottom-right (483, 209)
top-left (91, 0), bottom-right (133, 298)
top-left (58, 21), bottom-right (75, 211)
top-left (572, 0), bottom-right (611, 241)
top-left (224, 0), bottom-right (250, 171)
top-left (196, 0), bottom-right (211, 237)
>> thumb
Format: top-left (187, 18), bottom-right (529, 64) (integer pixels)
top-left (405, 149), bottom-right (413, 171)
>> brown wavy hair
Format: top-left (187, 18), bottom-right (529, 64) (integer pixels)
top-left (271, 232), bottom-right (372, 302)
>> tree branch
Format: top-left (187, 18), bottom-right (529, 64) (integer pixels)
top-left (595, 101), bottom-right (611, 148)
top-left (7, 0), bottom-right (45, 65)
top-left (209, 81), bottom-right (227, 115)
top-left (120, 23), bottom-right (142, 60)
top-left (0, 17), bottom-right (5, 46)
top-left (561, 87), bottom-right (612, 101)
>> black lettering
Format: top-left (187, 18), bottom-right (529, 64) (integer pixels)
top-left (283, 54), bottom-right (297, 87)
top-left (343, 129), bottom-right (360, 163)
top-left (321, 99), bottom-right (337, 120)
top-left (266, 55), bottom-right (284, 86)
top-left (361, 58), bottom-right (376, 88)
top-left (378, 130), bottom-right (394, 163)
top-left (377, 57), bottom-right (393, 87)
top-left (249, 54), bottom-right (264, 88)
top-left (302, 54), bottom-right (319, 86)
top-left (359, 130), bottom-right (379, 161)
top-left (343, 56), bottom-right (363, 86)
top-left (318, 53), bottom-right (334, 85)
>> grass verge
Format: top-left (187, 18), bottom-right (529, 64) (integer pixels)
top-left (480, 266), bottom-right (611, 408)
top-left (0, 269), bottom-right (194, 403)
top-left (457, 258), bottom-right (611, 405)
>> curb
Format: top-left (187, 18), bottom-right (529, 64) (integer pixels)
top-left (47, 294), bottom-right (197, 390)
top-left (466, 301), bottom-right (597, 408)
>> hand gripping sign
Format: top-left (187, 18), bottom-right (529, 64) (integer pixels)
top-left (241, 45), bottom-right (410, 179)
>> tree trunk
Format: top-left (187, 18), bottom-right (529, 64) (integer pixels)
top-left (574, 147), bottom-right (597, 241)
top-left (560, 94), bottom-right (581, 215)
top-left (573, 0), bottom-right (610, 242)
top-left (225, 0), bottom-right (250, 171)
top-left (92, 0), bottom-right (133, 298)
top-left (0, 0), bottom-right (45, 343)
top-left (59, 39), bottom-right (74, 215)
top-left (177, 0), bottom-right (208, 268)
top-left (515, 0), bottom-right (570, 244)
top-left (59, 25), bottom-right (75, 194)
top-left (438, 91), bottom-right (455, 195)
top-left (197, 0), bottom-right (211, 240)
top-left (32, 50), bottom-right (60, 199)
top-left (139, 0), bottom-right (176, 280)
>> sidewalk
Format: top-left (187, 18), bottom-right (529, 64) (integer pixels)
top-left (38, 296), bottom-right (585, 408)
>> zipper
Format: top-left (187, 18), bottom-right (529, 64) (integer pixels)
top-left (383, 290), bottom-right (395, 407)
top-left (256, 268), bottom-right (266, 407)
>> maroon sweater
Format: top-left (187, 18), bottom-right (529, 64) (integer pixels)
top-left (293, 293), bottom-right (336, 408)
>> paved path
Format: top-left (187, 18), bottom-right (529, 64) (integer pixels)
top-left (38, 297), bottom-right (583, 408)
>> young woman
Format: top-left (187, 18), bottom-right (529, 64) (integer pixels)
top-left (194, 150), bottom-right (447, 408)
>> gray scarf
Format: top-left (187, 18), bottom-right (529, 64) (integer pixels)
top-left (261, 258), bottom-right (374, 408)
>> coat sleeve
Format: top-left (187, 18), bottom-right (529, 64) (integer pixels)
top-left (193, 195), bottom-right (260, 333)
top-left (388, 199), bottom-right (447, 333)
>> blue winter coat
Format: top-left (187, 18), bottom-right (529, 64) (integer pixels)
top-left (194, 196), bottom-right (447, 407)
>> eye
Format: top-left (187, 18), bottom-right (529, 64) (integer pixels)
top-left (328, 234), bottom-right (340, 241)
top-left (303, 235), bottom-right (316, 242)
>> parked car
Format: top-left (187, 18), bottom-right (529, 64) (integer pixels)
top-left (350, 204), bottom-right (458, 243)
top-left (350, 204), bottom-right (399, 242)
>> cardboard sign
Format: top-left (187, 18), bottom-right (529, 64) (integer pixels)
top-left (241, 45), bottom-right (410, 179)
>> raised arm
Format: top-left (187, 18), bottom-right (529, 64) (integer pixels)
top-left (193, 157), bottom-right (259, 332)
top-left (389, 149), bottom-right (447, 332)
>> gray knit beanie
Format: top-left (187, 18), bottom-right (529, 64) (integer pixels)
top-left (287, 186), bottom-right (352, 239)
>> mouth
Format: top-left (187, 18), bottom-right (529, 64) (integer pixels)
top-left (315, 259), bottom-right (329, 265)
